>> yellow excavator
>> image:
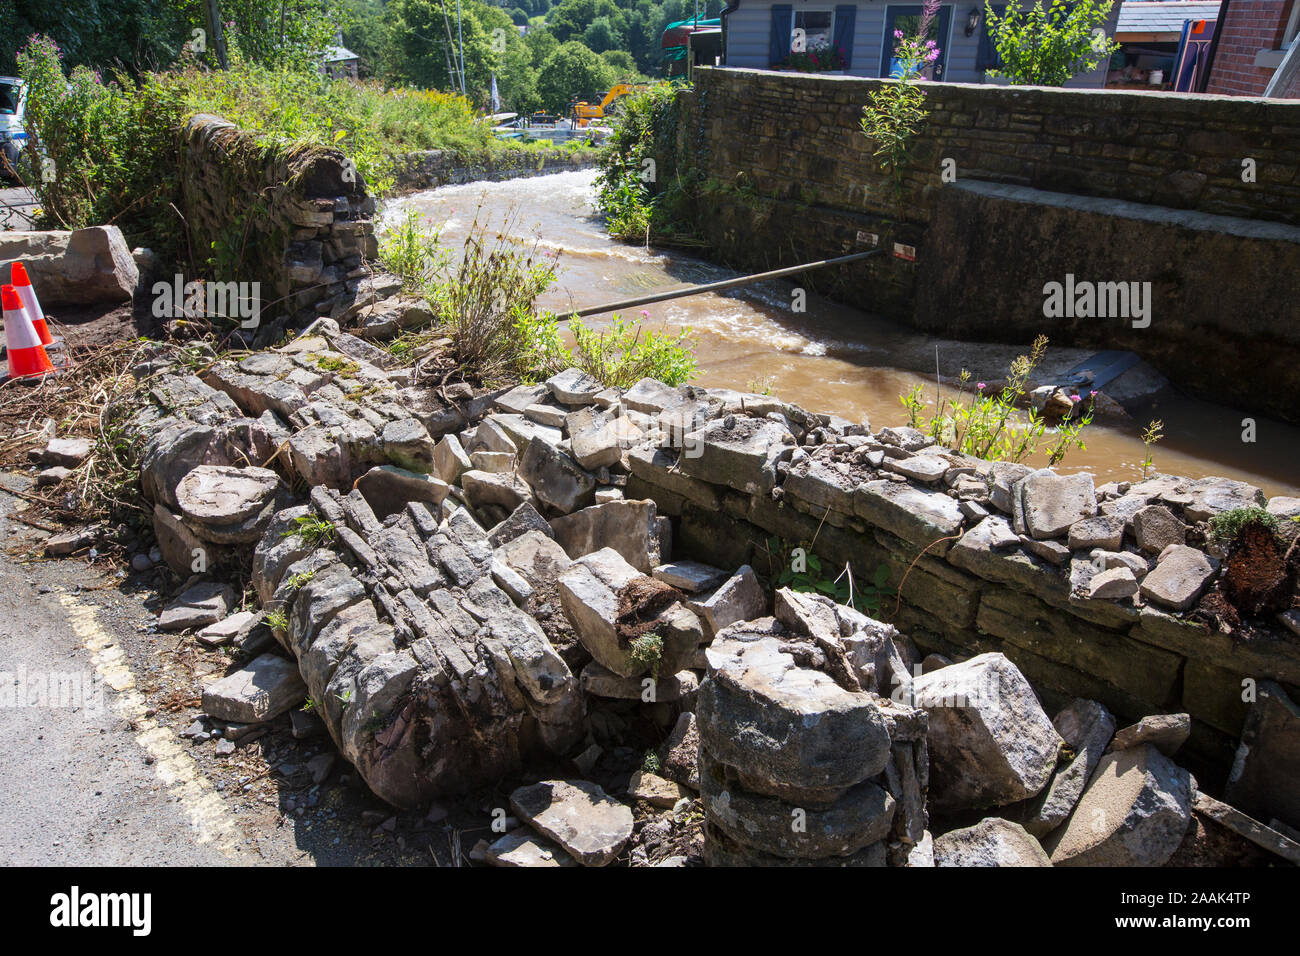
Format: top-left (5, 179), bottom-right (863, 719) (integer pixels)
top-left (568, 84), bottom-right (645, 127)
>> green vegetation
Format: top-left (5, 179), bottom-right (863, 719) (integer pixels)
top-left (1140, 419), bottom-right (1164, 480)
top-left (265, 609), bottom-right (289, 631)
top-left (1209, 507), bottom-right (1279, 545)
top-left (985, 0), bottom-right (1121, 86)
top-left (860, 6), bottom-right (936, 191)
top-left (627, 632), bottom-right (664, 679)
top-left (767, 536), bottom-right (895, 617)
top-left (284, 515), bottom-right (338, 548)
top-left (595, 82), bottom-right (701, 245)
top-left (283, 569), bottom-right (319, 591)
top-left (377, 209), bottom-right (697, 387)
top-left (899, 335), bottom-right (1095, 466)
top-left (641, 750), bottom-right (662, 773)
top-left (567, 314), bottom-right (697, 388)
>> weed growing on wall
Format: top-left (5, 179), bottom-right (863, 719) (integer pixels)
top-left (859, 2), bottom-right (940, 192)
top-left (595, 82), bottom-right (702, 246)
top-left (899, 335), bottom-right (1096, 465)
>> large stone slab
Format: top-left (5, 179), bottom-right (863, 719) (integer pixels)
top-left (201, 653), bottom-right (307, 724)
top-left (1139, 545), bottom-right (1218, 612)
top-left (1025, 698), bottom-right (1116, 837)
top-left (688, 565), bottom-right (766, 639)
top-left (678, 415), bottom-right (794, 496)
top-left (1046, 744), bottom-right (1191, 867)
top-left (550, 499), bottom-right (663, 571)
top-left (355, 464), bottom-right (450, 517)
top-left (519, 439), bottom-right (596, 514)
top-left (556, 548), bottom-right (697, 678)
top-left (1018, 470), bottom-right (1096, 540)
top-left (697, 619), bottom-right (893, 802)
top-left (1224, 680), bottom-right (1300, 832)
top-left (699, 747), bottom-right (895, 859)
top-left (909, 652), bottom-right (1062, 811)
top-left (509, 779), bottom-right (633, 866)
top-left (0, 226), bottom-right (138, 305)
top-left (158, 581), bottom-right (236, 631)
top-left (934, 818), bottom-right (1052, 867)
top-left (853, 479), bottom-right (964, 553)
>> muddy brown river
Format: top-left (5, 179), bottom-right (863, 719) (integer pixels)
top-left (384, 170), bottom-right (1300, 498)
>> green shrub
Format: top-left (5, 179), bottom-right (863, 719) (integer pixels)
top-left (595, 82), bottom-right (699, 246)
top-left (567, 314), bottom-right (697, 388)
top-left (1208, 507), bottom-right (1278, 545)
top-left (985, 0), bottom-right (1121, 86)
top-left (17, 37), bottom-right (188, 251)
top-left (427, 213), bottom-right (561, 380)
top-left (379, 208), bottom-right (453, 290)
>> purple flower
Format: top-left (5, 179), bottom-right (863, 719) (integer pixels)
top-left (1069, 393), bottom-right (1081, 403)
top-left (894, 29), bottom-right (903, 39)
top-left (977, 382), bottom-right (986, 390)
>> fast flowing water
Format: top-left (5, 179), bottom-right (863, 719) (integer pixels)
top-left (384, 170), bottom-right (1300, 498)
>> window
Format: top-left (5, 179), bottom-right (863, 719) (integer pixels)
top-left (792, 10), bottom-right (835, 55)
top-left (880, 5), bottom-right (953, 80)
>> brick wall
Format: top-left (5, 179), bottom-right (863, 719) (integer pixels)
top-left (1206, 0), bottom-right (1297, 96)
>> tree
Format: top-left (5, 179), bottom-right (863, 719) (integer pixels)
top-left (535, 39), bottom-right (617, 111)
top-left (984, 0), bottom-right (1120, 86)
top-left (582, 15), bottom-right (622, 53)
top-left (546, 0), bottom-right (626, 44)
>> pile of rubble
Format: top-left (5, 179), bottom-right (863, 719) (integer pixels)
top-left (74, 313), bottom-right (1297, 866)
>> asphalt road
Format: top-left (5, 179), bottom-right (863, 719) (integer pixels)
top-left (0, 473), bottom-right (458, 867)
top-left (0, 535), bottom-right (233, 865)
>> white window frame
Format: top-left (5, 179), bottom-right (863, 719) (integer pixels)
top-left (1285, 0), bottom-right (1300, 49)
top-left (790, 9), bottom-right (837, 57)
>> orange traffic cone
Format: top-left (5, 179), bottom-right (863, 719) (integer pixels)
top-left (9, 262), bottom-right (59, 348)
top-left (2, 284), bottom-right (55, 380)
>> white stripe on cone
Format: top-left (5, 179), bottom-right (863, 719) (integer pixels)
top-left (15, 281), bottom-right (43, 323)
top-left (4, 301), bottom-right (44, 351)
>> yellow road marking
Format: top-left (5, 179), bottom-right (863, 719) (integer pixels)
top-left (59, 594), bottom-right (245, 858)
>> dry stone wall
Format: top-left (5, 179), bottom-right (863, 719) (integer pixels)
top-left (392, 147), bottom-right (598, 192)
top-left (179, 114), bottom-right (378, 336)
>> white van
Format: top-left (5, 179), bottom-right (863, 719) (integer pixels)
top-left (0, 76), bottom-right (27, 182)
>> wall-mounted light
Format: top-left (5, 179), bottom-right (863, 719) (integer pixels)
top-left (965, 7), bottom-right (981, 37)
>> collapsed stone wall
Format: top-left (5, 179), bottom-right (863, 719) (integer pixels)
top-left (123, 312), bottom-right (1299, 863)
top-left (178, 117), bottom-right (595, 343)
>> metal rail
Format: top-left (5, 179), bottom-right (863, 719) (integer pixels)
top-left (568, 248), bottom-right (883, 318)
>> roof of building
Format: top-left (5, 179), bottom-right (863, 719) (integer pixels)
top-left (1117, 1), bottom-right (1220, 35)
top-left (322, 45), bottom-right (359, 63)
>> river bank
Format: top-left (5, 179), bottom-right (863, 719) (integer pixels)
top-left (382, 170), bottom-right (1300, 499)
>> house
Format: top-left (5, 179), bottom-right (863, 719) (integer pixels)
top-left (1108, 1), bottom-right (1220, 90)
top-left (1204, 0), bottom-right (1300, 95)
top-left (719, 0), bottom-right (1119, 85)
top-left (321, 43), bottom-right (361, 80)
